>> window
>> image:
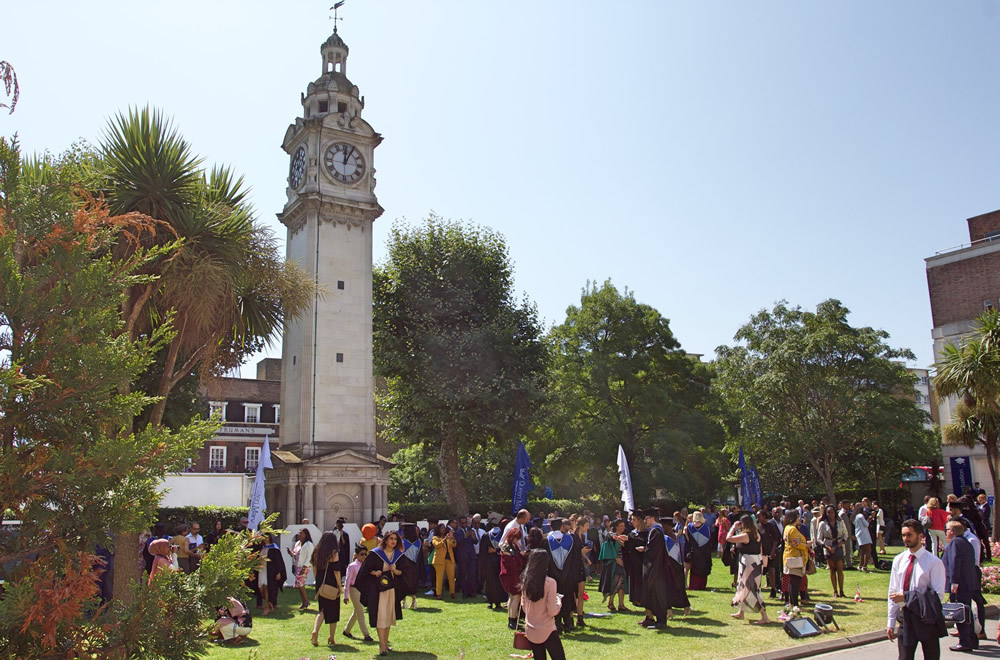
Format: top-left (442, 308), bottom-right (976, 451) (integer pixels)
top-left (336, 353), bottom-right (344, 363)
top-left (209, 446), bottom-right (227, 471)
top-left (337, 280), bottom-right (345, 290)
top-left (914, 392), bottom-right (923, 404)
top-left (921, 376), bottom-right (929, 386)
top-left (243, 403), bottom-right (262, 424)
top-left (209, 401), bottom-right (227, 420)
top-left (273, 404), bottom-right (280, 424)
top-left (985, 300), bottom-right (995, 311)
top-left (245, 447), bottom-right (260, 472)
top-left (337, 101), bottom-right (347, 113)
top-left (318, 100), bottom-right (329, 113)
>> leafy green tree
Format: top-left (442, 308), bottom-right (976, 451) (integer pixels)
top-left (534, 280), bottom-right (726, 504)
top-left (935, 308), bottom-right (1000, 532)
top-left (96, 108), bottom-right (313, 599)
top-left (0, 136), bottom-right (264, 658)
top-left (715, 299), bottom-right (932, 503)
top-left (388, 440), bottom-right (530, 505)
top-left (374, 216), bottom-right (548, 516)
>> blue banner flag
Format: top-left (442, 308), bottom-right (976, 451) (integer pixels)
top-left (950, 456), bottom-right (973, 496)
top-left (511, 440), bottom-right (534, 515)
top-left (738, 446), bottom-right (751, 510)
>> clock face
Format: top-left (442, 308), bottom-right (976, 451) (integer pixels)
top-left (324, 142), bottom-right (366, 184)
top-left (289, 146), bottom-right (306, 189)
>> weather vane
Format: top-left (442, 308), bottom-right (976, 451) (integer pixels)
top-left (330, 1), bottom-right (345, 33)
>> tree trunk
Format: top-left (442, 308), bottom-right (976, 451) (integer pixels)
top-left (438, 433), bottom-right (469, 517)
top-left (822, 469), bottom-right (836, 505)
top-left (111, 530), bottom-right (142, 604)
top-left (874, 464), bottom-right (883, 507)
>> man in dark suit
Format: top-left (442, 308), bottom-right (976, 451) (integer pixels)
top-left (943, 520), bottom-right (978, 652)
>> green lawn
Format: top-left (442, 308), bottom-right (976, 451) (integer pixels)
top-left (202, 549), bottom-right (996, 660)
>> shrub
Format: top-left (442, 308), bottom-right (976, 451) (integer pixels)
top-left (157, 506), bottom-right (251, 532)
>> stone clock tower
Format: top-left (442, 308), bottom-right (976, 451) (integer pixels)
top-left (267, 27), bottom-right (392, 529)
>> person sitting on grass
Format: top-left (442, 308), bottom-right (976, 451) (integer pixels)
top-left (212, 597), bottom-right (253, 646)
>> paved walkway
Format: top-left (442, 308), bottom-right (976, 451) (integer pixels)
top-left (814, 621), bottom-right (1000, 660)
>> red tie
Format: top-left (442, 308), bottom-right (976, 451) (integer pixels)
top-left (902, 553), bottom-right (916, 591)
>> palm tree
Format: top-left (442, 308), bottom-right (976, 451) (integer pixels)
top-left (934, 308), bottom-right (1000, 532)
top-left (101, 107), bottom-right (312, 427)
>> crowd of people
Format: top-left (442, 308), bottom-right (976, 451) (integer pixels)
top-left (136, 485), bottom-right (998, 656)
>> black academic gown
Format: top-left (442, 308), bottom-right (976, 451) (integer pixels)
top-left (624, 529), bottom-right (648, 607)
top-left (264, 545), bottom-right (285, 606)
top-left (479, 534), bottom-right (505, 606)
top-left (684, 523), bottom-right (714, 579)
top-left (663, 537), bottom-right (691, 609)
top-left (641, 525), bottom-right (670, 623)
top-left (546, 533), bottom-right (578, 628)
top-left (356, 550), bottom-right (417, 629)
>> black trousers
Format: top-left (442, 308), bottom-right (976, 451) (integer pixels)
top-left (786, 574), bottom-right (802, 607)
top-left (897, 635), bottom-right (939, 660)
top-left (529, 630), bottom-right (566, 660)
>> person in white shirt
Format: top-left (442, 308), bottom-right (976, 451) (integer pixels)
top-left (186, 522), bottom-right (205, 571)
top-left (502, 510), bottom-right (531, 551)
top-left (853, 503), bottom-right (873, 572)
top-left (887, 519), bottom-right (946, 660)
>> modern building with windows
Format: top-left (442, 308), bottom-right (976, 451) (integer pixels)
top-left (925, 209), bottom-right (1000, 496)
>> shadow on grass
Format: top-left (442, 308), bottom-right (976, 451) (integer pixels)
top-left (380, 653), bottom-right (438, 659)
top-left (676, 616), bottom-right (726, 627)
top-left (648, 626), bottom-right (724, 638)
top-left (411, 606), bottom-right (442, 613)
top-left (214, 637), bottom-right (261, 648)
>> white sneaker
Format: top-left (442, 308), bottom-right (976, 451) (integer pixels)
top-left (424, 590), bottom-right (435, 596)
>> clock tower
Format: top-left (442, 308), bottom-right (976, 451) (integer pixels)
top-left (268, 27), bottom-right (391, 529)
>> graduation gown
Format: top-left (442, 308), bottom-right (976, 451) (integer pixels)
top-left (263, 545), bottom-right (285, 606)
top-left (641, 525), bottom-right (670, 619)
top-left (479, 531), bottom-right (505, 605)
top-left (356, 548), bottom-right (417, 629)
top-left (663, 535), bottom-right (691, 609)
top-left (499, 547), bottom-right (526, 595)
top-left (624, 529), bottom-right (648, 606)
top-left (545, 531), bottom-right (578, 624)
top-left (598, 537), bottom-right (627, 596)
top-left (684, 523), bottom-right (714, 579)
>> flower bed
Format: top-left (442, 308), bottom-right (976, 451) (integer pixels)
top-left (983, 565), bottom-right (1000, 594)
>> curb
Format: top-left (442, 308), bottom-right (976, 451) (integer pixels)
top-left (731, 604), bottom-right (999, 660)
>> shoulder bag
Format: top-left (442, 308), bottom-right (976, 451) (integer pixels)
top-left (513, 631), bottom-right (532, 650)
top-left (316, 562), bottom-right (340, 600)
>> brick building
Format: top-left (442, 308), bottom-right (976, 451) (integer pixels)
top-left (193, 358), bottom-right (282, 474)
top-left (925, 209), bottom-right (1000, 495)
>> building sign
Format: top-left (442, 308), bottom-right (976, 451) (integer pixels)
top-left (219, 426), bottom-right (275, 436)
top-left (950, 456), bottom-right (973, 496)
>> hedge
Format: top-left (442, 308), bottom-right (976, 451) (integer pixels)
top-left (156, 506), bottom-right (252, 532)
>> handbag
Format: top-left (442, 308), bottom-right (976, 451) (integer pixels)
top-left (377, 573), bottom-right (396, 592)
top-left (785, 556), bottom-right (804, 570)
top-left (513, 631), bottom-right (532, 650)
top-left (805, 557), bottom-right (817, 575)
top-left (316, 564), bottom-right (340, 600)
top-left (942, 602), bottom-right (967, 624)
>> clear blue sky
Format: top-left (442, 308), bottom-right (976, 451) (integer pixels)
top-left (6, 2), bottom-right (1000, 374)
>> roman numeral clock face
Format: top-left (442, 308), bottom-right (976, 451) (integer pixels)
top-left (324, 142), bottom-right (366, 184)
